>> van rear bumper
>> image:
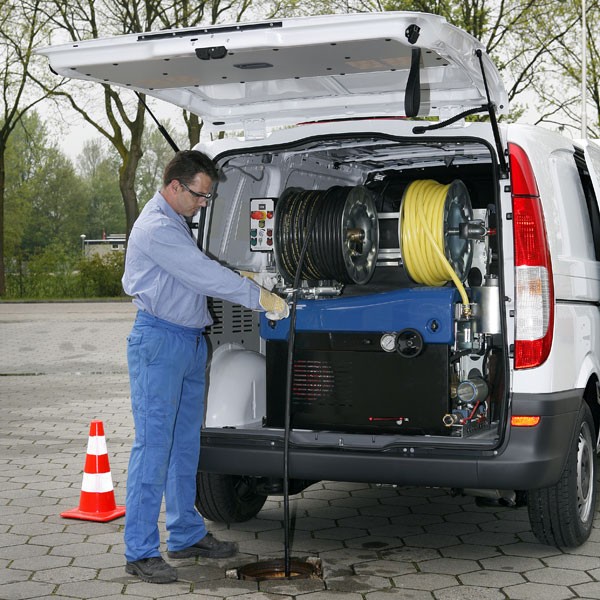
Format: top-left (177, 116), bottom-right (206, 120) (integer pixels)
top-left (199, 389), bottom-right (583, 490)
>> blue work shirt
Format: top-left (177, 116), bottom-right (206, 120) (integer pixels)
top-left (122, 191), bottom-right (261, 328)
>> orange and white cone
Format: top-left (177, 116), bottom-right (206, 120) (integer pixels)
top-left (61, 420), bottom-right (126, 522)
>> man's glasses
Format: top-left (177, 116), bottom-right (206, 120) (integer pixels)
top-left (180, 181), bottom-right (213, 200)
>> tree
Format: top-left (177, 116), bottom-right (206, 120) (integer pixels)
top-left (532, 0), bottom-right (600, 137)
top-left (38, 0), bottom-right (274, 244)
top-left (0, 0), bottom-right (58, 295)
top-left (136, 122), bottom-right (185, 207)
top-left (20, 146), bottom-right (87, 254)
top-left (78, 140), bottom-right (125, 240)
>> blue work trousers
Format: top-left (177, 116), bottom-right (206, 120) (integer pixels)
top-left (124, 311), bottom-right (207, 562)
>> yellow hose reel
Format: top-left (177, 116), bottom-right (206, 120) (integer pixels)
top-left (400, 179), bottom-right (473, 306)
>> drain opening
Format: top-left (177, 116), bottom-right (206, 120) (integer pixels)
top-left (234, 558), bottom-right (322, 581)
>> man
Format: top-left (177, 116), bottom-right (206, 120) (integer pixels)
top-left (122, 150), bottom-right (288, 584)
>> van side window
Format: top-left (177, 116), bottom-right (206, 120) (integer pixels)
top-left (575, 149), bottom-right (600, 261)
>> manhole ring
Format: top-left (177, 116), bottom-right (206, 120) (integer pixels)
top-left (237, 559), bottom-right (321, 581)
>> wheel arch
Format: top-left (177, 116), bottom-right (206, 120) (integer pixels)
top-left (582, 374), bottom-right (600, 450)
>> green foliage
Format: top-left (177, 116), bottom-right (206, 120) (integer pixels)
top-left (5, 243), bottom-right (80, 298)
top-left (5, 246), bottom-right (125, 299)
top-left (136, 123), bottom-right (184, 207)
top-left (77, 139), bottom-right (126, 239)
top-left (78, 251), bottom-right (125, 298)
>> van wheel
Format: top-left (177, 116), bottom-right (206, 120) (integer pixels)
top-left (195, 472), bottom-right (267, 523)
top-left (528, 402), bottom-right (597, 547)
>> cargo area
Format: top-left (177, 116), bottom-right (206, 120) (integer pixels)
top-left (202, 132), bottom-right (507, 449)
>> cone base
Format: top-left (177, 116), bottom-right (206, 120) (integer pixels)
top-left (61, 505), bottom-right (126, 522)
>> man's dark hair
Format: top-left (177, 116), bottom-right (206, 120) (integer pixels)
top-left (163, 150), bottom-right (219, 186)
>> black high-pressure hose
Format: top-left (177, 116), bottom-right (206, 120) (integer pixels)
top-left (281, 201), bottom-right (321, 577)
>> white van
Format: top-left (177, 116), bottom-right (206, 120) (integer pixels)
top-left (39, 11), bottom-right (600, 547)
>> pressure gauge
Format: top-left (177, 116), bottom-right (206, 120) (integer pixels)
top-left (380, 332), bottom-right (397, 353)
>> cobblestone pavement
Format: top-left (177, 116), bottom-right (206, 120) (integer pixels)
top-left (2, 302), bottom-right (600, 600)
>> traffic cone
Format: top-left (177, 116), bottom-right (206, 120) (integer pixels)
top-left (61, 420), bottom-right (126, 522)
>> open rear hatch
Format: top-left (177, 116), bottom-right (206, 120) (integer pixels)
top-left (37, 11), bottom-right (508, 135)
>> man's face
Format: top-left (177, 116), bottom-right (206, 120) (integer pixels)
top-left (170, 172), bottom-right (214, 217)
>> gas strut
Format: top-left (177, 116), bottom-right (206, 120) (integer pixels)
top-left (135, 91), bottom-right (180, 153)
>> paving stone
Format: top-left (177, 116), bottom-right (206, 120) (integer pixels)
top-left (32, 565), bottom-right (98, 584)
top-left (0, 533), bottom-right (28, 547)
top-left (440, 544), bottom-right (499, 560)
top-left (72, 552), bottom-right (126, 569)
top-left (498, 542), bottom-right (561, 558)
top-left (571, 581), bottom-right (600, 599)
top-left (50, 542), bottom-right (110, 557)
top-left (0, 580), bottom-right (55, 599)
top-left (381, 546), bottom-right (442, 562)
top-left (326, 574), bottom-right (393, 592)
top-left (353, 559), bottom-right (416, 577)
top-left (502, 582), bottom-right (575, 600)
top-left (337, 515), bottom-right (391, 529)
top-left (10, 554), bottom-right (71, 570)
top-left (8, 522), bottom-right (65, 536)
top-left (524, 566), bottom-right (591, 585)
top-left (432, 585), bottom-right (505, 600)
top-left (313, 526), bottom-right (367, 541)
top-left (418, 557), bottom-right (480, 576)
top-left (259, 577), bottom-right (325, 595)
top-left (345, 535), bottom-right (403, 550)
top-left (0, 567), bottom-right (30, 585)
top-left (391, 514), bottom-right (444, 527)
top-left (393, 573), bottom-right (459, 591)
top-left (57, 579), bottom-right (126, 597)
top-left (459, 569), bottom-right (526, 587)
top-left (423, 522), bottom-right (480, 537)
top-left (366, 590), bottom-right (434, 600)
top-left (401, 533), bottom-right (461, 549)
top-left (481, 555), bottom-right (544, 572)
top-left (297, 592), bottom-right (363, 600)
top-left (0, 543), bottom-right (49, 560)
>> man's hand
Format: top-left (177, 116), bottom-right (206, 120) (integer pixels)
top-left (259, 288), bottom-right (289, 320)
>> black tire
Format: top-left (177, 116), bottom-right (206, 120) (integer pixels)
top-left (528, 402), bottom-right (597, 547)
top-left (195, 472), bottom-right (267, 523)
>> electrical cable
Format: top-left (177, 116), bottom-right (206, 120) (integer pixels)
top-left (400, 179), bottom-right (470, 307)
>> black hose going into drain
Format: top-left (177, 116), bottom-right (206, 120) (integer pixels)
top-left (282, 197), bottom-right (322, 577)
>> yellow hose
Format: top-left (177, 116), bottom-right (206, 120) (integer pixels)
top-left (401, 180), bottom-right (470, 307)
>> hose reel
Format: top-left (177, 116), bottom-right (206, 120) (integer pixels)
top-left (274, 186), bottom-right (379, 285)
top-left (273, 180), bottom-right (476, 301)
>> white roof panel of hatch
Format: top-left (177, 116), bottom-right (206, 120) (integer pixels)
top-left (37, 12), bottom-right (508, 132)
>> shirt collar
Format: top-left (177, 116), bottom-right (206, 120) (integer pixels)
top-left (155, 191), bottom-right (187, 227)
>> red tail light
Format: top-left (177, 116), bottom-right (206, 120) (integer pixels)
top-left (509, 143), bottom-right (554, 369)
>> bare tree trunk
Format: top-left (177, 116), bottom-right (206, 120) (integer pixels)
top-left (0, 149), bottom-right (6, 296)
top-left (120, 130), bottom-right (144, 237)
top-left (184, 112), bottom-right (202, 148)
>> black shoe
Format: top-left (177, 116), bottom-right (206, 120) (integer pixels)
top-left (125, 556), bottom-right (177, 583)
top-left (167, 533), bottom-right (238, 559)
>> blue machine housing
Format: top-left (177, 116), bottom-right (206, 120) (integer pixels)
top-left (260, 287), bottom-right (459, 343)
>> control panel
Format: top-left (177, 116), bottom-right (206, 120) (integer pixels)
top-left (250, 198), bottom-right (275, 252)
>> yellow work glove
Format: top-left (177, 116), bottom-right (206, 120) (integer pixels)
top-left (237, 270), bottom-right (277, 291)
top-left (259, 288), bottom-right (290, 320)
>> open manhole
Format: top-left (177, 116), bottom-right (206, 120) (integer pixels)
top-left (232, 558), bottom-right (322, 582)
